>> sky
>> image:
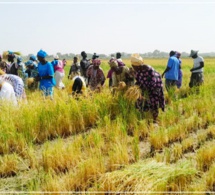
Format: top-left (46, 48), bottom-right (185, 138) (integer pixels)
top-left (0, 0), bottom-right (215, 56)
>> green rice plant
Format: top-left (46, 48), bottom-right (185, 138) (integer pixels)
top-left (107, 141), bottom-right (129, 172)
top-left (196, 141), bottom-right (215, 171)
top-left (65, 156), bottom-right (106, 191)
top-left (206, 125), bottom-right (215, 139)
top-left (206, 162), bottom-right (215, 191)
top-left (171, 143), bottom-right (183, 163)
top-left (197, 130), bottom-right (208, 147)
top-left (137, 120), bottom-right (149, 140)
top-left (41, 172), bottom-right (67, 192)
top-left (0, 154), bottom-right (20, 178)
top-left (185, 176), bottom-right (207, 194)
top-left (149, 127), bottom-right (168, 150)
top-left (92, 159), bottom-right (198, 192)
top-left (181, 137), bottom-right (195, 153)
top-left (42, 139), bottom-right (82, 174)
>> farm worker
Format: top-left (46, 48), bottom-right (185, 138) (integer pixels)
top-left (80, 51), bottom-right (91, 84)
top-left (67, 72), bottom-right (86, 95)
top-left (131, 53), bottom-right (165, 124)
top-left (35, 50), bottom-right (56, 97)
top-left (0, 66), bottom-right (26, 100)
top-left (62, 59), bottom-right (67, 67)
top-left (162, 51), bottom-right (180, 93)
top-left (25, 60), bottom-right (39, 90)
top-left (51, 55), bottom-right (65, 89)
top-left (17, 56), bottom-right (26, 82)
top-left (107, 56), bottom-right (125, 87)
top-left (0, 82), bottom-right (18, 106)
top-left (29, 55), bottom-right (38, 67)
top-left (92, 53), bottom-right (99, 60)
top-left (109, 59), bottom-right (134, 87)
top-left (68, 56), bottom-right (81, 79)
top-left (175, 52), bottom-right (183, 89)
top-left (189, 50), bottom-right (204, 88)
top-left (5, 51), bottom-right (21, 75)
top-left (116, 52), bottom-right (126, 67)
top-left (86, 59), bottom-right (105, 91)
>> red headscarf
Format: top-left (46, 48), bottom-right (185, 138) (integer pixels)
top-left (92, 59), bottom-right (101, 66)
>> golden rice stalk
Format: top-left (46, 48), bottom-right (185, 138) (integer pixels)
top-left (13, 51), bottom-right (21, 56)
top-left (27, 78), bottom-right (35, 87)
top-left (118, 81), bottom-right (126, 90)
top-left (2, 51), bottom-right (21, 59)
top-left (124, 85), bottom-right (142, 101)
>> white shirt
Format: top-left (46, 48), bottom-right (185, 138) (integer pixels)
top-left (0, 82), bottom-right (18, 106)
top-left (192, 56), bottom-right (204, 73)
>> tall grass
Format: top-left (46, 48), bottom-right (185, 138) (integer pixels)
top-left (0, 58), bottom-right (215, 192)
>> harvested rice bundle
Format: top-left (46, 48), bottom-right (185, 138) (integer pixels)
top-left (124, 85), bottom-right (142, 102)
top-left (27, 78), bottom-right (35, 88)
top-left (2, 51), bottom-right (21, 60)
top-left (118, 81), bottom-right (126, 90)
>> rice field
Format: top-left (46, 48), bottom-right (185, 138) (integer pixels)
top-left (0, 57), bottom-right (215, 194)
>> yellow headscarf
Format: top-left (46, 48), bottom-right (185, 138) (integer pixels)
top-left (131, 53), bottom-right (144, 66)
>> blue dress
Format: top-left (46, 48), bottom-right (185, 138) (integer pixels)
top-left (38, 61), bottom-right (56, 96)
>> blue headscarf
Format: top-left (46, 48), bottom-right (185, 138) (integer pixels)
top-left (25, 60), bottom-right (34, 67)
top-left (30, 55), bottom-right (37, 61)
top-left (17, 56), bottom-right (22, 62)
top-left (37, 50), bottom-right (47, 58)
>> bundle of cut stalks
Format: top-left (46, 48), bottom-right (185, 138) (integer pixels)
top-left (27, 78), bottom-right (35, 87)
top-left (2, 51), bottom-right (21, 60)
top-left (124, 85), bottom-right (142, 102)
top-left (118, 82), bottom-right (127, 90)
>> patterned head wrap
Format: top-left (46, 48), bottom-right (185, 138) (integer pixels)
top-left (37, 50), bottom-right (47, 58)
top-left (92, 59), bottom-right (101, 66)
top-left (30, 55), bottom-right (37, 61)
top-left (108, 59), bottom-right (118, 68)
top-left (131, 53), bottom-right (144, 66)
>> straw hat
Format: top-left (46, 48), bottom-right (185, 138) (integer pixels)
top-left (189, 50), bottom-right (198, 57)
top-left (131, 53), bottom-right (144, 66)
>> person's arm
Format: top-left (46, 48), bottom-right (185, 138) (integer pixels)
top-left (100, 70), bottom-right (106, 86)
top-left (68, 66), bottom-right (73, 78)
top-left (190, 61), bottom-right (204, 72)
top-left (161, 67), bottom-right (170, 78)
top-left (162, 58), bottom-right (172, 78)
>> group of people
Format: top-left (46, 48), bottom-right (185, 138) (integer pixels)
top-left (0, 49), bottom-right (204, 123)
top-left (162, 50), bottom-right (204, 93)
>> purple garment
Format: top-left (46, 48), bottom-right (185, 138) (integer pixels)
top-left (107, 59), bottom-right (125, 78)
top-left (135, 66), bottom-right (165, 119)
top-left (176, 69), bottom-right (183, 88)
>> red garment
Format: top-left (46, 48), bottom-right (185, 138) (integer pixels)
top-left (86, 65), bottom-right (105, 91)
